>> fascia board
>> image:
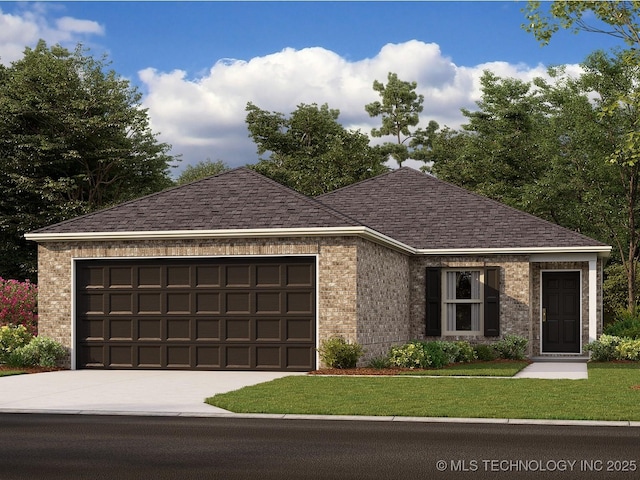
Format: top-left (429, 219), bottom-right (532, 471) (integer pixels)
top-left (25, 229), bottom-right (611, 258)
top-left (24, 227), bottom-right (417, 254)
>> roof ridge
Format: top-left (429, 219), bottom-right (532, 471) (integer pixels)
top-left (315, 167), bottom-right (412, 198)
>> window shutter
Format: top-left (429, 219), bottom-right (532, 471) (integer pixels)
top-left (484, 267), bottom-right (500, 337)
top-left (425, 268), bottom-right (442, 336)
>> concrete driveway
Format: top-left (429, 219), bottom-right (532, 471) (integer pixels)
top-left (0, 370), bottom-right (304, 416)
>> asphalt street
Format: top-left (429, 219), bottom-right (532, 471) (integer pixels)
top-left (0, 413), bottom-right (638, 480)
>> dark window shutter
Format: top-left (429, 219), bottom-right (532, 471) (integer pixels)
top-left (484, 267), bottom-right (500, 337)
top-left (425, 268), bottom-right (442, 336)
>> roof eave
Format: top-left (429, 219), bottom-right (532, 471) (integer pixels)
top-left (25, 229), bottom-right (611, 258)
top-left (24, 227), bottom-right (417, 255)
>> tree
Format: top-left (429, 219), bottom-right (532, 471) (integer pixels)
top-left (0, 41), bottom-right (177, 281)
top-left (523, 2), bottom-right (640, 312)
top-left (523, 1), bottom-right (640, 48)
top-left (176, 159), bottom-right (229, 185)
top-left (246, 102), bottom-right (388, 196)
top-left (365, 72), bottom-right (426, 167)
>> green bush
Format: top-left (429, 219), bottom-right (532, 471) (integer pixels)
top-left (604, 310), bottom-right (640, 339)
top-left (616, 338), bottom-right (640, 361)
top-left (0, 324), bottom-right (33, 363)
top-left (367, 356), bottom-right (391, 369)
top-left (584, 334), bottom-right (622, 361)
top-left (6, 336), bottom-right (66, 368)
top-left (474, 344), bottom-right (498, 361)
top-left (318, 336), bottom-right (364, 369)
top-left (438, 341), bottom-right (476, 364)
top-left (388, 341), bottom-right (451, 369)
top-left (493, 335), bottom-right (528, 360)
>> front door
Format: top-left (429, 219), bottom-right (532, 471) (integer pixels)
top-left (542, 272), bottom-right (581, 353)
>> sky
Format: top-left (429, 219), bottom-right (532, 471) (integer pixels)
top-left (0, 1), bottom-right (628, 175)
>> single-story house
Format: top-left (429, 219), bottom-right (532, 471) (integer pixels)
top-left (26, 167), bottom-right (611, 370)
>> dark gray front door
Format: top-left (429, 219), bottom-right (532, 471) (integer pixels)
top-left (542, 272), bottom-right (581, 353)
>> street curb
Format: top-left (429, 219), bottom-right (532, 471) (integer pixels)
top-left (1, 408), bottom-right (638, 427)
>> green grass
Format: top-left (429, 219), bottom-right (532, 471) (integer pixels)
top-left (397, 360), bottom-right (530, 376)
top-left (207, 363), bottom-right (640, 421)
top-left (0, 370), bottom-right (26, 377)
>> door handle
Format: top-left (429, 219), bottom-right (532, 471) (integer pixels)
top-left (542, 308), bottom-right (547, 323)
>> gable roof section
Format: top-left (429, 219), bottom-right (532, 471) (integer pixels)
top-left (29, 167), bottom-right (358, 235)
top-left (316, 167), bottom-right (609, 252)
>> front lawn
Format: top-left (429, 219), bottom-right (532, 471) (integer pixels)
top-left (207, 363), bottom-right (640, 421)
top-left (0, 370), bottom-right (26, 377)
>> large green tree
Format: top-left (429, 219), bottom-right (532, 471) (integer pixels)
top-left (523, 1), bottom-right (640, 312)
top-left (246, 102), bottom-right (388, 196)
top-left (365, 72), bottom-right (430, 167)
top-left (0, 41), bottom-right (177, 281)
top-left (176, 159), bottom-right (229, 185)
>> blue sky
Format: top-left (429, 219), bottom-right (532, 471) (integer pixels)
top-left (0, 1), bottom-right (627, 174)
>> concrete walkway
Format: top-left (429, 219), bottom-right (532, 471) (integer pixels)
top-left (514, 361), bottom-right (588, 379)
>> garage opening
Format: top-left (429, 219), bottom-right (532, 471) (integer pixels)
top-left (75, 257), bottom-right (316, 371)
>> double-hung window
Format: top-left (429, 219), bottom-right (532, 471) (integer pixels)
top-left (443, 270), bottom-right (483, 335)
top-left (425, 266), bottom-right (500, 338)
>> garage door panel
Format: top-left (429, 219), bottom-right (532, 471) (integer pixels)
top-left (77, 257), bottom-right (315, 371)
top-left (195, 292), bottom-right (220, 313)
top-left (109, 294), bottom-right (133, 314)
top-left (196, 319), bottom-right (220, 340)
top-left (286, 292), bottom-right (313, 313)
top-left (287, 319), bottom-right (313, 341)
top-left (226, 319), bottom-right (251, 340)
top-left (138, 319), bottom-right (162, 340)
top-left (196, 266), bottom-right (220, 287)
top-left (226, 292), bottom-right (251, 313)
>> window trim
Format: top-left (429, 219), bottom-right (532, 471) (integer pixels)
top-left (441, 268), bottom-right (484, 335)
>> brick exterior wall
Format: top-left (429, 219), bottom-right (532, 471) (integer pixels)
top-left (410, 255), bottom-right (533, 353)
top-left (36, 236), bottom-right (604, 368)
top-left (355, 239), bottom-right (410, 362)
top-left (37, 237), bottom-right (362, 368)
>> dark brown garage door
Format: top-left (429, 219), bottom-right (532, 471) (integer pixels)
top-left (76, 257), bottom-right (316, 371)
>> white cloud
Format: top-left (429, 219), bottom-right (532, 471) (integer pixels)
top-left (0, 5), bottom-right (104, 65)
top-left (141, 40), bottom-right (571, 173)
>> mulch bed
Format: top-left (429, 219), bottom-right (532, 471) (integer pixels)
top-left (308, 359), bottom-right (531, 376)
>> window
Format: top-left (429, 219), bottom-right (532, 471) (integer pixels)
top-left (443, 270), bottom-right (483, 334)
top-left (425, 267), bottom-right (500, 338)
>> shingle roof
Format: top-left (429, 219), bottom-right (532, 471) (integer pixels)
top-left (316, 167), bottom-right (607, 250)
top-left (32, 167), bottom-right (357, 234)
top-left (31, 166), bottom-right (608, 252)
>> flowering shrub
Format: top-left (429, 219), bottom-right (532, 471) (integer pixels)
top-left (584, 334), bottom-right (622, 361)
top-left (440, 341), bottom-right (477, 363)
top-left (388, 341), bottom-right (450, 369)
top-left (616, 338), bottom-right (640, 361)
top-left (0, 324), bottom-right (33, 363)
top-left (0, 278), bottom-right (38, 335)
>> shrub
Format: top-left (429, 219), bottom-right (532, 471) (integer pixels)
top-left (318, 336), bottom-right (364, 369)
top-left (0, 324), bottom-right (33, 364)
top-left (388, 341), bottom-right (451, 369)
top-left (493, 335), bottom-right (528, 360)
top-left (6, 336), bottom-right (67, 368)
top-left (388, 341), bottom-right (429, 369)
top-left (474, 344), bottom-right (498, 361)
top-left (367, 356), bottom-right (391, 369)
top-left (584, 334), bottom-right (622, 361)
top-left (604, 310), bottom-right (640, 339)
top-left (0, 278), bottom-right (38, 335)
top-left (615, 338), bottom-right (640, 361)
top-left (438, 341), bottom-right (475, 364)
